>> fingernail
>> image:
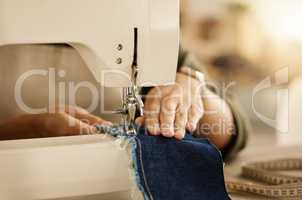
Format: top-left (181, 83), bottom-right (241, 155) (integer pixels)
top-left (154, 128), bottom-right (161, 135)
top-left (175, 130), bottom-right (185, 140)
top-left (148, 126), bottom-right (160, 135)
top-left (163, 130), bottom-right (174, 138)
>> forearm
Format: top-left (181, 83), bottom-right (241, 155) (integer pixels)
top-left (0, 115), bottom-right (41, 140)
top-left (196, 88), bottom-right (234, 149)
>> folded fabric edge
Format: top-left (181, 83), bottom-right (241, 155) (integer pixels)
top-left (113, 135), bottom-right (148, 200)
top-left (127, 136), bottom-right (151, 200)
top-left (95, 125), bottom-right (146, 200)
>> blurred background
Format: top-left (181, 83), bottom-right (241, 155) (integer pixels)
top-left (180, 0), bottom-right (302, 147)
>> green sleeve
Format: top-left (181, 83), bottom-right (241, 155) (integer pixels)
top-left (221, 96), bottom-right (250, 161)
top-left (177, 48), bottom-right (200, 71)
top-left (178, 48), bottom-right (250, 161)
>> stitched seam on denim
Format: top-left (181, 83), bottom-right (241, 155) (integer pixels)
top-left (136, 137), bottom-right (154, 200)
top-left (128, 137), bottom-right (149, 200)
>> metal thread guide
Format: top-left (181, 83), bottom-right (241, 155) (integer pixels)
top-left (115, 28), bottom-right (144, 135)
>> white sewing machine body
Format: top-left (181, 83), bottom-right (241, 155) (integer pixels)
top-left (0, 135), bottom-right (134, 200)
top-left (0, 0), bottom-right (179, 87)
top-left (0, 0), bottom-right (179, 199)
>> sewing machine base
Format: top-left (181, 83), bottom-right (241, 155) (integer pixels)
top-left (0, 135), bottom-right (135, 200)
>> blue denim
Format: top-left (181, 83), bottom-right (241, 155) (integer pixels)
top-left (96, 125), bottom-right (230, 200)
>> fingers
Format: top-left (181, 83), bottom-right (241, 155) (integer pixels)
top-left (65, 105), bottom-right (90, 115)
top-left (187, 101), bottom-right (204, 133)
top-left (160, 96), bottom-right (179, 137)
top-left (174, 108), bottom-right (188, 140)
top-left (50, 105), bottom-right (89, 114)
top-left (53, 105), bottom-right (112, 126)
top-left (42, 113), bottom-right (97, 137)
top-left (145, 97), bottom-right (161, 135)
top-left (72, 112), bottom-right (112, 126)
top-left (142, 77), bottom-right (205, 140)
top-left (63, 114), bottom-right (97, 136)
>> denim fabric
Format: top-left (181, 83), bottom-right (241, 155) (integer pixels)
top-left (96, 125), bottom-right (230, 200)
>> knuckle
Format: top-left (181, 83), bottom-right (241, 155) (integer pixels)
top-left (145, 93), bottom-right (160, 104)
top-left (176, 111), bottom-right (187, 120)
top-left (145, 102), bottom-right (159, 113)
top-left (176, 115), bottom-right (188, 128)
top-left (160, 112), bottom-right (174, 123)
top-left (171, 87), bottom-right (181, 96)
top-left (162, 96), bottom-right (179, 111)
top-left (150, 86), bottom-right (161, 94)
top-left (162, 95), bottom-right (178, 104)
top-left (144, 98), bottom-right (154, 107)
top-left (146, 88), bottom-right (162, 100)
top-left (145, 116), bottom-right (158, 124)
top-left (160, 122), bottom-right (173, 131)
top-left (176, 103), bottom-right (190, 113)
top-left (147, 88), bottom-right (156, 96)
top-left (145, 117), bottom-right (160, 128)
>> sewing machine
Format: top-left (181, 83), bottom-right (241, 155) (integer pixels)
top-left (0, 0), bottom-right (179, 199)
top-left (0, 0), bottom-right (179, 134)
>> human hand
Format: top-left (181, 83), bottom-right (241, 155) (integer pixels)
top-left (0, 106), bottom-right (112, 140)
top-left (136, 72), bottom-right (205, 140)
top-left (38, 106), bottom-right (112, 137)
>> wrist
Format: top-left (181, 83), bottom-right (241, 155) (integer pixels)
top-left (25, 114), bottom-right (45, 137)
top-left (197, 90), bottom-right (235, 149)
top-left (179, 66), bottom-right (205, 83)
top-left (0, 114), bottom-right (41, 140)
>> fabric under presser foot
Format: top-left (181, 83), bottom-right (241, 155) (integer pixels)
top-left (96, 125), bottom-right (230, 200)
